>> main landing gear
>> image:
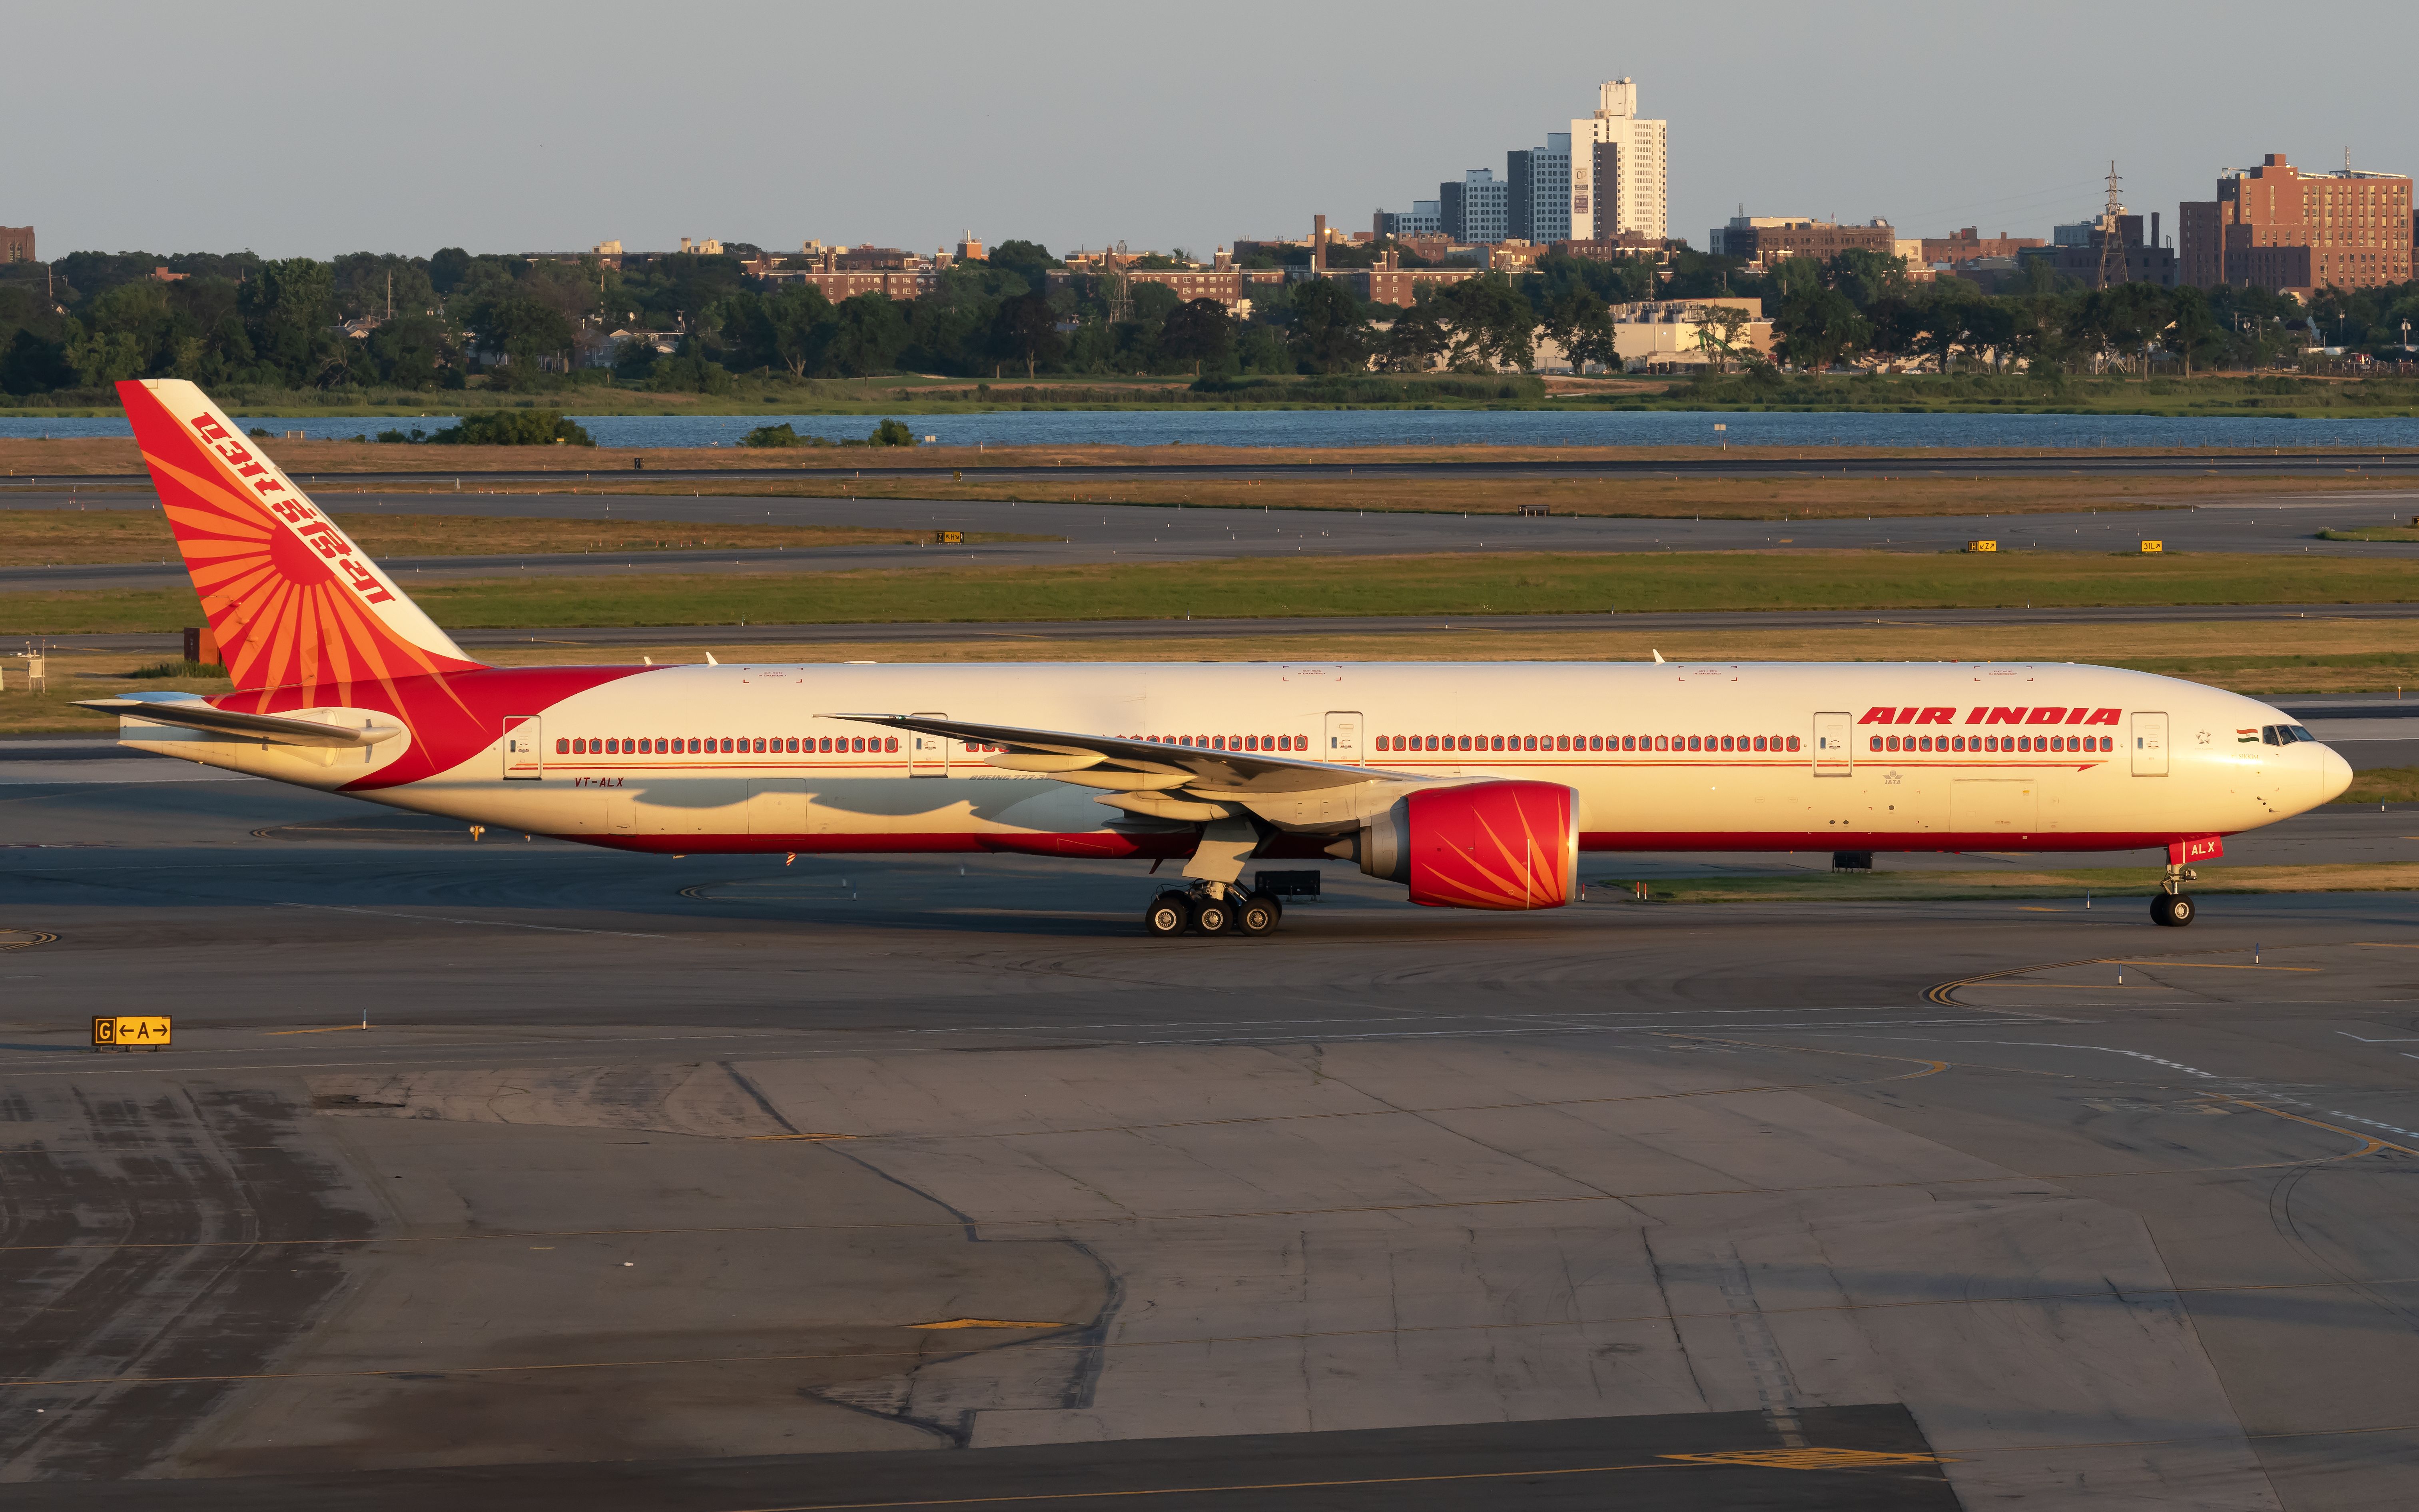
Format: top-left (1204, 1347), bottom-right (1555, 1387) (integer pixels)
top-left (2151, 863), bottom-right (2197, 928)
top-left (1143, 884), bottom-right (1280, 939)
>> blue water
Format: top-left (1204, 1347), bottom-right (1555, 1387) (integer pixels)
top-left (6, 409), bottom-right (2419, 450)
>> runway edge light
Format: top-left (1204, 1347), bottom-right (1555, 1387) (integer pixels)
top-left (93, 1016), bottom-right (171, 1052)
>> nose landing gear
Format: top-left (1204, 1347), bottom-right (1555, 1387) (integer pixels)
top-left (2152, 862), bottom-right (2197, 927)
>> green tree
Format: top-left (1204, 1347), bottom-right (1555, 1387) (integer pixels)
top-left (984, 240), bottom-right (1060, 295)
top-left (1375, 289), bottom-right (1451, 372)
top-left (1541, 287), bottom-right (1619, 373)
top-left (989, 293), bottom-right (1063, 377)
top-left (237, 257), bottom-right (337, 385)
top-left (482, 295), bottom-right (577, 373)
top-left (1683, 305), bottom-right (1752, 372)
top-left (1157, 297), bottom-right (1233, 375)
top-left (1773, 287), bottom-right (1870, 369)
top-left (2164, 285), bottom-right (2224, 376)
top-left (1287, 279), bottom-right (1371, 373)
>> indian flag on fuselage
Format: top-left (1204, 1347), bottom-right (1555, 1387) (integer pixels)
top-left (116, 379), bottom-right (483, 704)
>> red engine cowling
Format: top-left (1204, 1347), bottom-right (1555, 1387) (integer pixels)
top-left (1356, 781), bottom-right (1578, 910)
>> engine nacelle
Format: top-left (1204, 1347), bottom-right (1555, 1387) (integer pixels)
top-left (1351, 780), bottom-right (1578, 910)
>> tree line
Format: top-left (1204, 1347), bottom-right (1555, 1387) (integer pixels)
top-left (5, 236), bottom-right (2414, 401)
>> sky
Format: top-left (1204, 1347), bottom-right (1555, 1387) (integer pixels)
top-left (7, 0), bottom-right (2415, 264)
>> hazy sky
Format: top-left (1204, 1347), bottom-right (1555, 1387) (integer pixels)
top-left (8, 1), bottom-right (2415, 263)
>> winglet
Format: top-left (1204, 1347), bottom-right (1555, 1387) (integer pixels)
top-left (1652, 649), bottom-right (1665, 664)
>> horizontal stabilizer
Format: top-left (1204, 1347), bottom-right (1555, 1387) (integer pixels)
top-left (79, 694), bottom-right (402, 748)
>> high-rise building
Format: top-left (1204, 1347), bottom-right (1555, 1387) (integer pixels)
top-left (1570, 78), bottom-right (1667, 242)
top-left (1374, 201), bottom-right (1443, 239)
top-left (1508, 134), bottom-right (1572, 244)
top-left (1440, 169), bottom-right (1509, 244)
top-left (2176, 153), bottom-right (2414, 294)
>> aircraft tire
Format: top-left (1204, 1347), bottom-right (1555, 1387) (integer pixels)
top-left (1144, 892), bottom-right (1190, 937)
top-left (2151, 893), bottom-right (2196, 928)
top-left (1234, 893), bottom-right (1279, 937)
top-left (1189, 894), bottom-right (1234, 936)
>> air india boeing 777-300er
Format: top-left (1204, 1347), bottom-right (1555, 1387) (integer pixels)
top-left (86, 379), bottom-right (2352, 936)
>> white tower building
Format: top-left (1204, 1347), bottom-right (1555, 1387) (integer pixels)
top-left (1569, 78), bottom-right (1668, 241)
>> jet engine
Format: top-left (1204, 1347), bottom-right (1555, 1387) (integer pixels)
top-left (1336, 780), bottom-right (1579, 910)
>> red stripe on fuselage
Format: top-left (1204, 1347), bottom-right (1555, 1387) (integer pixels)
top-left (211, 664), bottom-right (660, 790)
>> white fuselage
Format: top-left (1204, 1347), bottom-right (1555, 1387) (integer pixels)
top-left (130, 660), bottom-right (2351, 857)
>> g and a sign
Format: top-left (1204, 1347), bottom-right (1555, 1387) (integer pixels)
top-left (93, 1016), bottom-right (172, 1051)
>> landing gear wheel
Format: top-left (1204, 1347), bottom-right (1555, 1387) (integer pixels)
top-left (1144, 891), bottom-right (1190, 937)
top-left (1234, 892), bottom-right (1279, 937)
top-left (2151, 892), bottom-right (2196, 928)
top-left (1189, 894), bottom-right (1234, 936)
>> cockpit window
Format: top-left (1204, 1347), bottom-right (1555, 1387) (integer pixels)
top-left (2286, 725), bottom-right (2317, 742)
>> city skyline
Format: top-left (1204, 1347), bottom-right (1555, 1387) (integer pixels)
top-left (4, 1), bottom-right (2415, 262)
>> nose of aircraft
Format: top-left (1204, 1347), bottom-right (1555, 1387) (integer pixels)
top-left (2318, 743), bottom-right (2354, 806)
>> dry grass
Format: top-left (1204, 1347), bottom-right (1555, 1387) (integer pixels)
top-left (13, 616), bottom-right (2419, 736)
top-left (291, 471), bottom-right (2403, 521)
top-left (0, 511), bottom-right (1053, 568)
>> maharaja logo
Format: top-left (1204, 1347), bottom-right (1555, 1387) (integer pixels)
top-left (1861, 706), bottom-right (2123, 727)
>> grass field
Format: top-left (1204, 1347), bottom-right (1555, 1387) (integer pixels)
top-left (2342, 766), bottom-right (2419, 804)
top-left (2319, 526), bottom-right (2419, 543)
top-left (13, 616), bottom-right (2419, 736)
top-left (0, 511), bottom-right (1057, 568)
top-left (5, 550), bottom-right (2413, 637)
top-left (1592, 864), bottom-right (2419, 902)
top-left (296, 471), bottom-right (2408, 523)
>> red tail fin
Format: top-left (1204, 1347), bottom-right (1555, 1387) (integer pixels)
top-left (118, 380), bottom-right (484, 697)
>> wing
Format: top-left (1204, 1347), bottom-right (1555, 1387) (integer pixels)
top-left (826, 712), bottom-right (1432, 828)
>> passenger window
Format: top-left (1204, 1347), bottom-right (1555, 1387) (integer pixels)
top-left (1785, 736), bottom-right (1799, 751)
top-left (885, 737), bottom-right (898, 752)
top-left (1556, 736), bottom-right (1570, 752)
top-left (555, 738), bottom-right (568, 754)
top-left (1589, 736), bottom-right (1602, 751)
top-left (1871, 736), bottom-right (1883, 752)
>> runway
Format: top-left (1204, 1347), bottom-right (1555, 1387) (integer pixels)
top-left (3, 769), bottom-right (2417, 1509)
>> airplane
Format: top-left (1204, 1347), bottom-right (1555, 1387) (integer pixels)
top-left (84, 378), bottom-right (2353, 936)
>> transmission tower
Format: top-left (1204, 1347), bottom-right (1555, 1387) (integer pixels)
top-left (2096, 161), bottom-right (2129, 290)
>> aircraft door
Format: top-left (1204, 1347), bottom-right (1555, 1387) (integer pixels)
top-left (908, 712), bottom-right (949, 777)
top-left (503, 716), bottom-right (543, 779)
top-left (1325, 711), bottom-right (1364, 766)
top-left (1812, 711), bottom-right (1852, 775)
top-left (2132, 711), bottom-right (2169, 776)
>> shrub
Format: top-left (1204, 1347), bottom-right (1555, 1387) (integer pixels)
top-left (742, 423), bottom-right (834, 448)
top-left (869, 418), bottom-right (917, 447)
top-left (427, 410), bottom-right (594, 446)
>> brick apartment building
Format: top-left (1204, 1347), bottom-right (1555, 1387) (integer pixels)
top-left (2178, 153), bottom-right (2415, 294)
top-left (0, 226), bottom-right (32, 264)
top-left (1921, 227), bottom-right (2044, 265)
top-left (1709, 217), bottom-right (1896, 263)
top-left (755, 247), bottom-right (942, 301)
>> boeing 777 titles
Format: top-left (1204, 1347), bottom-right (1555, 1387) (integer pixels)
top-left (87, 379), bottom-right (2352, 936)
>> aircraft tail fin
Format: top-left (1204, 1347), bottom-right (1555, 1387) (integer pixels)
top-left (116, 379), bottom-right (483, 696)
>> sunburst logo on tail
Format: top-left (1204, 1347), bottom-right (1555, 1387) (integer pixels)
top-left (117, 380), bottom-right (483, 708)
